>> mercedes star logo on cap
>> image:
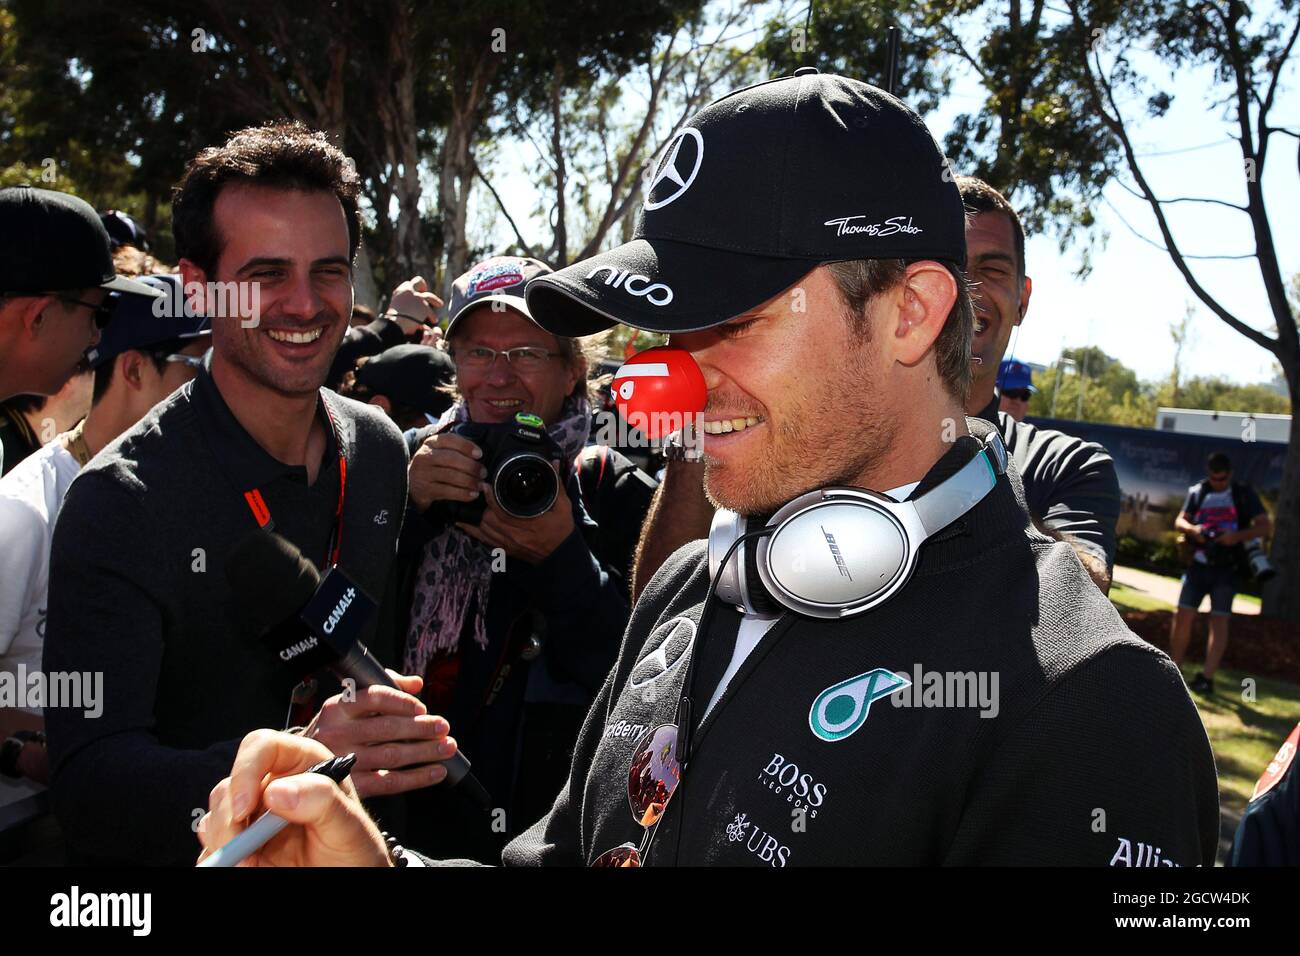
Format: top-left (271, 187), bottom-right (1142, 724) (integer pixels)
top-left (644, 128), bottom-right (704, 211)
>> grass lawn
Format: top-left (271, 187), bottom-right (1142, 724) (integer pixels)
top-left (1109, 583), bottom-right (1173, 613)
top-left (1179, 663), bottom-right (1300, 826)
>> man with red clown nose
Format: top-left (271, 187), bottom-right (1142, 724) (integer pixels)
top-left (200, 71), bottom-right (1217, 869)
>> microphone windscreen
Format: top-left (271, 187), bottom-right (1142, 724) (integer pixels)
top-left (226, 529), bottom-right (320, 626)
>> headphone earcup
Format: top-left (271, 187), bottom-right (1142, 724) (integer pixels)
top-left (709, 508), bottom-right (781, 615)
top-left (742, 530), bottom-right (781, 615)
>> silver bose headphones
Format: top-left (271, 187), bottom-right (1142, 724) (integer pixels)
top-left (707, 431), bottom-right (1008, 619)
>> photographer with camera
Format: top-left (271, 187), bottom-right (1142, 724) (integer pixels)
top-left (1170, 451), bottom-right (1272, 695)
top-left (388, 255), bottom-right (654, 862)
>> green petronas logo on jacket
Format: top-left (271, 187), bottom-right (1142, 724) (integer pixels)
top-left (809, 669), bottom-right (911, 743)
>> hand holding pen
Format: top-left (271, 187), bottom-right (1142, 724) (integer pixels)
top-left (197, 731), bottom-right (393, 868)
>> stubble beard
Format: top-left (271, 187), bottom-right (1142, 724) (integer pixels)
top-left (703, 337), bottom-right (894, 516)
top-left (218, 315), bottom-right (337, 398)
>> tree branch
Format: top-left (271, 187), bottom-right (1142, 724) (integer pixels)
top-left (1068, 1), bottom-right (1278, 355)
top-left (472, 158), bottom-right (531, 253)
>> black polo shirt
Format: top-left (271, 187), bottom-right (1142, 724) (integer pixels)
top-left (977, 394), bottom-right (1121, 571)
top-left (43, 360), bottom-right (409, 865)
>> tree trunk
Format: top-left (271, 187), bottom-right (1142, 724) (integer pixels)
top-left (551, 63), bottom-right (568, 267)
top-left (384, 5), bottom-right (428, 284)
top-left (437, 49), bottom-right (499, 300)
top-left (1262, 356), bottom-right (1300, 621)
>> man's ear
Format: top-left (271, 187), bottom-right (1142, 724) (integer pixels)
top-left (368, 395), bottom-right (393, 415)
top-left (118, 350), bottom-right (150, 393)
top-left (178, 259), bottom-right (208, 316)
top-left (891, 261), bottom-right (957, 368)
top-left (18, 295), bottom-right (57, 336)
top-left (1017, 275), bottom-right (1033, 325)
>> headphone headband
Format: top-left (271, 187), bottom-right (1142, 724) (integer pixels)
top-left (709, 430), bottom-right (1007, 619)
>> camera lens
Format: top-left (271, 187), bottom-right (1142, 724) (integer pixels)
top-left (494, 453), bottom-right (558, 518)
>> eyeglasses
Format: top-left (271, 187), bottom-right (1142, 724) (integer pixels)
top-left (56, 295), bottom-right (115, 329)
top-left (591, 724), bottom-right (683, 867)
top-left (1001, 388), bottom-right (1032, 402)
top-left (452, 346), bottom-right (561, 372)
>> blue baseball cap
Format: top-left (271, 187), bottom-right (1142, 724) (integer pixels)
top-left (997, 359), bottom-right (1036, 393)
top-left (85, 274), bottom-right (211, 369)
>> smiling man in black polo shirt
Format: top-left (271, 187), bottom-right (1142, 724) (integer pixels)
top-left (43, 122), bottom-right (458, 866)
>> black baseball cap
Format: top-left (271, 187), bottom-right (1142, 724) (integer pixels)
top-left (354, 344), bottom-right (455, 417)
top-left (525, 70), bottom-right (965, 336)
top-left (85, 275), bottom-right (212, 369)
top-left (445, 256), bottom-right (553, 340)
top-left (0, 186), bottom-right (164, 299)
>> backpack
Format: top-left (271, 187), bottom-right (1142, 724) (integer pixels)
top-left (1176, 480), bottom-right (1253, 568)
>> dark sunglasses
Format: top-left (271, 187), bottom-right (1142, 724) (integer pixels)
top-left (591, 724), bottom-right (683, 867)
top-left (1001, 388), bottom-right (1032, 402)
top-left (56, 294), bottom-right (115, 329)
top-left (592, 527), bottom-right (772, 867)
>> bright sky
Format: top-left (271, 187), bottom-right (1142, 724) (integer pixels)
top-left (474, 5), bottom-right (1297, 390)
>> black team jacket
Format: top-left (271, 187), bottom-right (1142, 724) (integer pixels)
top-left (419, 418), bottom-right (1219, 866)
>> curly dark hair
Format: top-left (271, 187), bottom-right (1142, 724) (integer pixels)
top-left (172, 120), bottom-right (362, 276)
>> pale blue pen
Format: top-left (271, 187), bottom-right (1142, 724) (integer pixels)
top-left (199, 753), bottom-right (357, 867)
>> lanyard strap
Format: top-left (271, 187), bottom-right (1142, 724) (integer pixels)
top-left (241, 399), bottom-right (347, 569)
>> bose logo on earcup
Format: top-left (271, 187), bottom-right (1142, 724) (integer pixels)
top-left (585, 266), bottom-right (674, 306)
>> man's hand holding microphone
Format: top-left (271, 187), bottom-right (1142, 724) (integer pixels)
top-left (303, 670), bottom-right (458, 799)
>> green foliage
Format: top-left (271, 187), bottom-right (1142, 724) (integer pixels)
top-left (756, 1), bottom-right (1126, 265)
top-left (1030, 344), bottom-right (1291, 427)
top-left (759, 0), bottom-right (952, 113)
top-left (1116, 533), bottom-right (1183, 575)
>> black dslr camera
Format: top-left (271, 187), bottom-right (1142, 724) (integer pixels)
top-left (440, 412), bottom-right (561, 524)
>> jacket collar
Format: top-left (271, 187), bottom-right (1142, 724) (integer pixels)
top-left (189, 352), bottom-right (345, 492)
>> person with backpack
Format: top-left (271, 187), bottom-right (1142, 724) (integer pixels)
top-left (1170, 451), bottom-right (1272, 695)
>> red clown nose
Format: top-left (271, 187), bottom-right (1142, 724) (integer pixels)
top-left (612, 346), bottom-right (706, 440)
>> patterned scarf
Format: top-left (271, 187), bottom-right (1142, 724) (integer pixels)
top-left (403, 396), bottom-right (592, 676)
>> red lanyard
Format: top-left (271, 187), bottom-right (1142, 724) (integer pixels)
top-left (242, 401), bottom-right (348, 569)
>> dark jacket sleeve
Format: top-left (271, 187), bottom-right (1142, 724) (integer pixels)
top-left (942, 644), bottom-right (1219, 866)
top-left (1015, 419), bottom-right (1122, 572)
top-left (43, 473), bottom-right (239, 866)
top-left (577, 448), bottom-right (657, 594)
top-left (1229, 723), bottom-right (1300, 866)
top-left (510, 472), bottom-right (631, 692)
top-left (499, 541), bottom-right (706, 866)
top-left (407, 663), bottom-right (619, 867)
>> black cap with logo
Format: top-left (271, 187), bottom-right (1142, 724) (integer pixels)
top-left (0, 186), bottom-right (164, 299)
top-left (524, 70), bottom-right (965, 336)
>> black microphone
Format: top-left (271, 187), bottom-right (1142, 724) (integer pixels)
top-left (226, 529), bottom-right (493, 811)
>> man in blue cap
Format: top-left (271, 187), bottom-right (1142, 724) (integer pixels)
top-left (0, 274), bottom-right (210, 790)
top-left (996, 359), bottom-right (1036, 422)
